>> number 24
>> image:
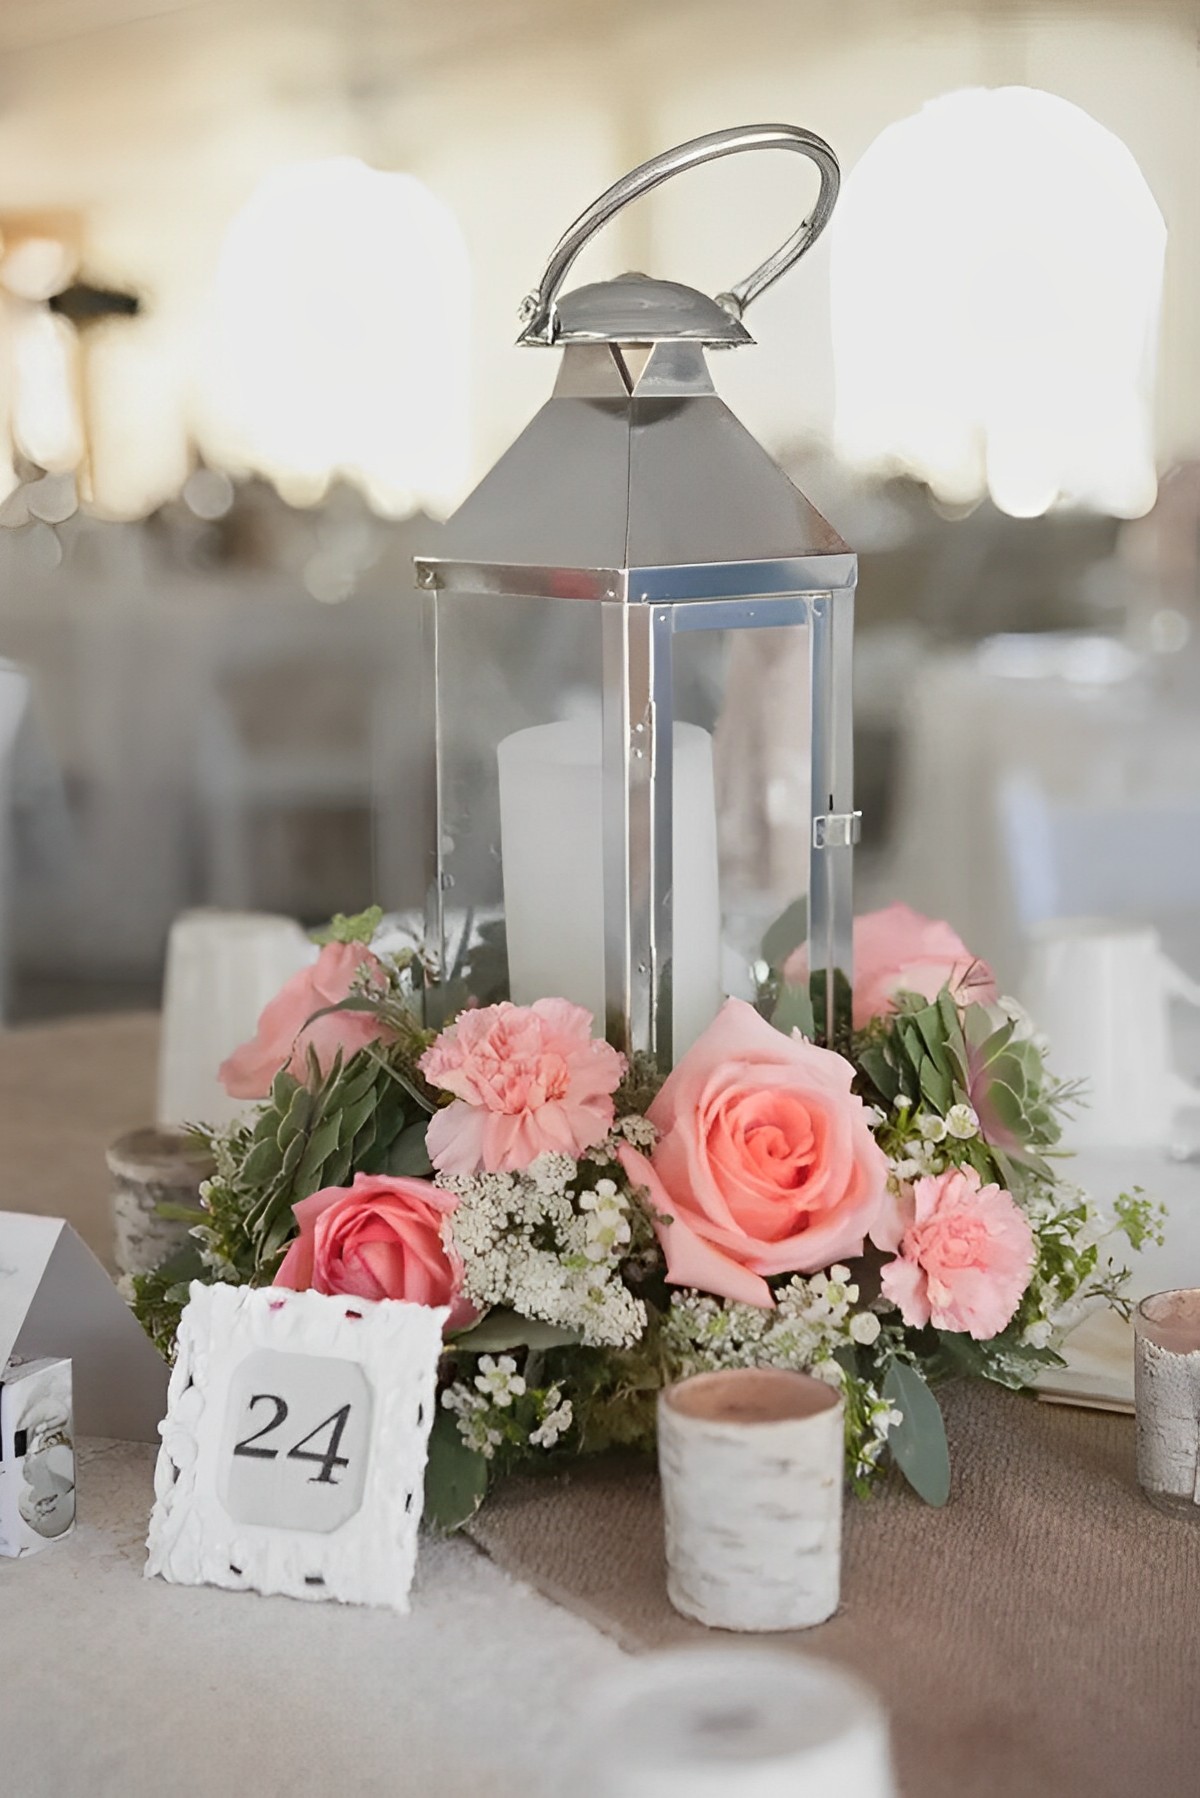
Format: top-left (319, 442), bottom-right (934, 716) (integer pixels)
top-left (234, 1395), bottom-right (351, 1485)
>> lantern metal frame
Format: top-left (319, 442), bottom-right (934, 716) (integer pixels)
top-left (414, 126), bottom-right (859, 1066)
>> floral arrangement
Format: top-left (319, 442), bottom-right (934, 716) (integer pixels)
top-left (133, 901), bottom-right (1161, 1527)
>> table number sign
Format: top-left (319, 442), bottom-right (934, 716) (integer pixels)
top-left (145, 1283), bottom-right (446, 1610)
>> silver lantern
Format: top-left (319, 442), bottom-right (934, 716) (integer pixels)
top-left (414, 124), bottom-right (859, 1066)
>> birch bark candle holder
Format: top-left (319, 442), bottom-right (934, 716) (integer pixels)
top-left (658, 1367), bottom-right (844, 1632)
top-left (106, 1127), bottom-right (213, 1278)
top-left (1134, 1288), bottom-right (1200, 1520)
top-left (570, 1647), bottom-right (895, 1798)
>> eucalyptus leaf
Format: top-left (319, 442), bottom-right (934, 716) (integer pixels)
top-left (422, 1411), bottom-right (489, 1533)
top-left (771, 983), bottom-right (815, 1041)
top-left (384, 1121), bottom-right (435, 1178)
top-left (450, 1309), bottom-right (582, 1353)
top-left (882, 1358), bottom-right (951, 1506)
top-left (761, 897), bottom-right (809, 973)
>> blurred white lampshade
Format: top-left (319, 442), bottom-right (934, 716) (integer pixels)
top-left (199, 156), bottom-right (470, 519)
top-left (157, 909), bottom-right (317, 1130)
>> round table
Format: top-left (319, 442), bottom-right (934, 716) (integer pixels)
top-left (3, 1014), bottom-right (1200, 1798)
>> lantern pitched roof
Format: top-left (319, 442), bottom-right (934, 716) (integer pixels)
top-left (425, 342), bottom-right (851, 586)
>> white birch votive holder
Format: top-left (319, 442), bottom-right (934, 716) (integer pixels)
top-left (570, 1647), bottom-right (895, 1798)
top-left (1134, 1289), bottom-right (1200, 1520)
top-left (658, 1368), bottom-right (844, 1632)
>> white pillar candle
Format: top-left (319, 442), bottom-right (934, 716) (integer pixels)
top-left (497, 717), bottom-right (722, 1055)
top-left (568, 1647), bottom-right (895, 1798)
top-left (1134, 1289), bottom-right (1200, 1520)
top-left (658, 1368), bottom-right (843, 1633)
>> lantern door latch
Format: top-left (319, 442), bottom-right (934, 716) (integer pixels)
top-left (812, 811), bottom-right (862, 849)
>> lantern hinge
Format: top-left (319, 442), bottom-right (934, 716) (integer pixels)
top-left (812, 810), bottom-right (862, 850)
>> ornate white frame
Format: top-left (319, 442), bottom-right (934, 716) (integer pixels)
top-left (145, 1283), bottom-right (446, 1611)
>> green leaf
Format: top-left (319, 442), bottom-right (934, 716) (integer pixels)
top-left (277, 1084), bottom-right (315, 1151)
top-left (857, 1044), bottom-right (900, 1104)
top-left (241, 1136), bottom-right (284, 1187)
top-left (337, 1089), bottom-right (379, 1147)
top-left (270, 1068), bottom-right (300, 1114)
top-left (450, 1309), bottom-right (582, 1353)
top-left (771, 983), bottom-right (815, 1040)
top-left (311, 905), bottom-right (384, 945)
top-left (294, 1116), bottom-right (343, 1193)
top-left (384, 1121), bottom-right (435, 1178)
top-left (918, 1055), bottom-right (953, 1115)
top-left (152, 1202), bottom-right (207, 1225)
top-left (422, 1410), bottom-right (489, 1533)
top-left (761, 897), bottom-right (809, 973)
top-left (912, 1003), bottom-right (952, 1077)
top-left (882, 1358), bottom-right (951, 1506)
top-left (366, 1048), bottom-right (438, 1115)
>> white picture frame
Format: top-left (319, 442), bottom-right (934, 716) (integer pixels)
top-left (145, 1283), bottom-right (446, 1611)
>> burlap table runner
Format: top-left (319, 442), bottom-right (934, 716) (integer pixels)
top-left (0, 1011), bottom-right (159, 1271)
top-left (469, 1379), bottom-right (1200, 1798)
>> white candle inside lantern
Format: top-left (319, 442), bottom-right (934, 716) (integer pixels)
top-left (498, 717), bottom-right (722, 1055)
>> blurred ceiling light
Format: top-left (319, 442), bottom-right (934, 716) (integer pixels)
top-left (831, 88), bottom-right (1165, 519)
top-left (0, 225), bottom-right (84, 500)
top-left (200, 157), bottom-right (470, 518)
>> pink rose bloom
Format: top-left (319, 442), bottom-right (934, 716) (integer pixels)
top-left (220, 941), bottom-right (391, 1099)
top-left (784, 902), bottom-right (997, 1030)
top-left (274, 1170), bottom-right (474, 1330)
top-left (617, 998), bottom-right (888, 1309)
top-left (879, 1165), bottom-right (1035, 1340)
top-left (419, 998), bottom-right (625, 1175)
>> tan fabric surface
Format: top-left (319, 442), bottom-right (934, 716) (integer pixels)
top-left (0, 1012), bottom-right (159, 1271)
top-left (469, 1380), bottom-right (1200, 1798)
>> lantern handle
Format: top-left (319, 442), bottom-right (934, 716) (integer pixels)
top-left (517, 123), bottom-right (839, 346)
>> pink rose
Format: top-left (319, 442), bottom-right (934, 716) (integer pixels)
top-left (274, 1170), bottom-right (474, 1329)
top-left (879, 1164), bottom-right (1035, 1340)
top-left (220, 941), bottom-right (391, 1099)
top-left (617, 998), bottom-right (888, 1308)
top-left (785, 903), bottom-right (997, 1030)
top-left (419, 998), bottom-right (625, 1175)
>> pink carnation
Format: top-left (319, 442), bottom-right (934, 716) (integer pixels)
top-left (879, 1165), bottom-right (1035, 1340)
top-left (785, 902), bottom-right (996, 1030)
top-left (419, 998), bottom-right (625, 1175)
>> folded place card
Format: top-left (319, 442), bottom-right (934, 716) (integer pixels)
top-left (0, 1212), bottom-right (168, 1441)
top-left (145, 1283), bottom-right (445, 1611)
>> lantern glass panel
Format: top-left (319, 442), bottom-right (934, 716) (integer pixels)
top-left (669, 602), bottom-right (816, 1021)
top-left (425, 588), bottom-right (604, 1021)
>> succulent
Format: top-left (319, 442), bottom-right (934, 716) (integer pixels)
top-left (234, 1048), bottom-right (435, 1269)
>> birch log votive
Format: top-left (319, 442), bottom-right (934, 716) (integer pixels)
top-left (1134, 1289), bottom-right (1200, 1520)
top-left (106, 1127), bottom-right (214, 1278)
top-left (657, 1367), bottom-right (844, 1631)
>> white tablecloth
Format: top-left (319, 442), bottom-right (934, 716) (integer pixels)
top-left (3, 1440), bottom-right (624, 1798)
